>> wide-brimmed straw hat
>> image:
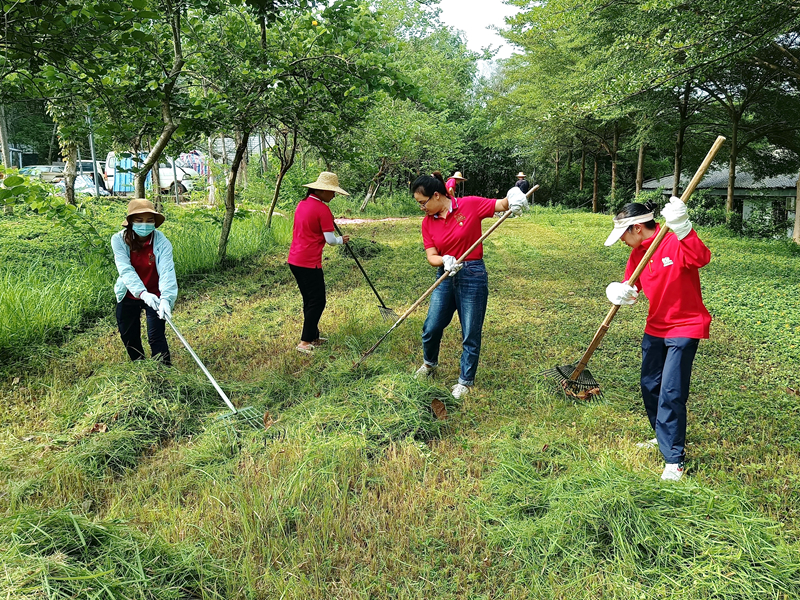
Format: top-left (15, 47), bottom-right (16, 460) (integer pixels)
top-left (302, 171), bottom-right (350, 196)
top-left (604, 211), bottom-right (654, 246)
top-left (122, 199), bottom-right (165, 228)
top-left (450, 171), bottom-right (467, 181)
top-left (516, 171), bottom-right (526, 178)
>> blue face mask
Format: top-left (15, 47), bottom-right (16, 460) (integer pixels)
top-left (132, 223), bottom-right (155, 237)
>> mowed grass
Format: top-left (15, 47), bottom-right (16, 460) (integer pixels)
top-left (2, 207), bottom-right (800, 598)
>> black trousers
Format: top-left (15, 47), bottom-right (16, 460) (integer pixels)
top-left (116, 296), bottom-right (171, 365)
top-left (289, 264), bottom-right (326, 343)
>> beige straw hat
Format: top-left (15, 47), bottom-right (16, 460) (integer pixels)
top-left (302, 171), bottom-right (350, 196)
top-left (451, 171), bottom-right (467, 181)
top-left (122, 198), bottom-right (165, 227)
top-left (516, 171), bottom-right (526, 178)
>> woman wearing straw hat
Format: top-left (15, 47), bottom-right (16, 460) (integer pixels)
top-left (445, 171), bottom-right (466, 199)
top-left (287, 171), bottom-right (351, 354)
top-left (604, 197), bottom-right (711, 481)
top-left (111, 199), bottom-right (177, 365)
top-left (411, 171), bottom-right (527, 399)
top-left (514, 172), bottom-right (530, 195)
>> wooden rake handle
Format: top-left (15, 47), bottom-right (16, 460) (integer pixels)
top-left (353, 187), bottom-right (539, 368)
top-left (568, 136), bottom-right (726, 382)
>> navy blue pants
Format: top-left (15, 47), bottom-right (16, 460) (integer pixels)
top-left (641, 334), bottom-right (699, 464)
top-left (422, 259), bottom-right (489, 386)
top-left (116, 296), bottom-right (171, 365)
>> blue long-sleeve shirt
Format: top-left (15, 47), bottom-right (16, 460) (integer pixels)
top-left (111, 229), bottom-right (178, 308)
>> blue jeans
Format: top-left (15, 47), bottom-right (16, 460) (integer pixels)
top-left (641, 334), bottom-right (700, 464)
top-left (421, 260), bottom-right (489, 386)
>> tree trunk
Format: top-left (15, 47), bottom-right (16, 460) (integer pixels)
top-left (554, 148), bottom-right (560, 192)
top-left (592, 154), bottom-right (599, 213)
top-left (636, 141), bottom-right (646, 196)
top-left (266, 130), bottom-right (298, 228)
top-left (260, 131), bottom-right (269, 174)
top-left (63, 143), bottom-right (78, 205)
top-left (207, 135), bottom-right (217, 205)
top-left (235, 132), bottom-right (248, 188)
top-left (579, 144), bottom-right (586, 191)
top-left (151, 156), bottom-right (162, 209)
top-left (0, 106), bottom-right (10, 167)
top-left (47, 122), bottom-right (58, 164)
top-left (726, 117), bottom-right (739, 218)
top-left (793, 170), bottom-right (800, 244)
top-left (610, 122), bottom-right (619, 200)
top-left (133, 9), bottom-right (184, 198)
top-left (361, 160), bottom-right (387, 211)
top-left (218, 129), bottom-right (251, 261)
top-left (673, 82), bottom-right (691, 196)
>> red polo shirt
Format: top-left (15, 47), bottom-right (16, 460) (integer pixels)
top-left (421, 196), bottom-right (497, 261)
top-left (125, 237), bottom-right (160, 300)
top-left (287, 194), bottom-right (336, 269)
top-left (625, 225), bottom-right (712, 339)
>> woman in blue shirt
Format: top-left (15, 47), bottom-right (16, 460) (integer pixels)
top-left (111, 199), bottom-right (178, 365)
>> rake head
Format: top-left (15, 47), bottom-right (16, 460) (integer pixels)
top-left (379, 305), bottom-right (400, 322)
top-left (216, 405), bottom-right (265, 430)
top-left (541, 363), bottom-right (604, 401)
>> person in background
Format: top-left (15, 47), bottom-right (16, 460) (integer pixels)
top-left (515, 172), bottom-right (530, 195)
top-left (445, 171), bottom-right (466, 199)
top-left (604, 197), bottom-right (711, 481)
top-left (112, 199), bottom-right (177, 365)
top-left (287, 171), bottom-right (351, 354)
top-left (411, 171), bottom-right (527, 399)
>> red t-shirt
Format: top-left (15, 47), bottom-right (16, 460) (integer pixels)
top-left (125, 237), bottom-right (160, 300)
top-left (287, 194), bottom-right (336, 269)
top-left (624, 225), bottom-right (712, 339)
top-left (421, 196), bottom-right (497, 261)
top-left (446, 178), bottom-right (457, 195)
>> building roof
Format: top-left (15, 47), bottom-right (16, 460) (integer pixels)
top-left (642, 168), bottom-right (797, 191)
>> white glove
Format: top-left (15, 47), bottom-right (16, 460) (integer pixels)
top-left (158, 298), bottom-right (172, 320)
top-left (140, 291), bottom-right (160, 311)
top-left (662, 195), bottom-right (692, 240)
top-left (442, 255), bottom-right (463, 277)
top-left (506, 187), bottom-right (527, 216)
top-left (605, 282), bottom-right (639, 306)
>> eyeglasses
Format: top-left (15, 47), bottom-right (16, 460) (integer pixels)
top-left (418, 195), bottom-right (434, 209)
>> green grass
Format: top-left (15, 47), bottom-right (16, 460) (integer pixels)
top-left (2, 206), bottom-right (800, 598)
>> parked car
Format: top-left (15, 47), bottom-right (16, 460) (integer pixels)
top-left (53, 174), bottom-right (110, 197)
top-left (104, 151), bottom-right (200, 195)
top-left (19, 165), bottom-right (64, 183)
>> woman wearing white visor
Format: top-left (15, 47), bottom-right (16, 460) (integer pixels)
top-left (604, 198), bottom-right (711, 481)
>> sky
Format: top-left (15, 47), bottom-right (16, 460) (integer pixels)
top-left (437, 0), bottom-right (520, 61)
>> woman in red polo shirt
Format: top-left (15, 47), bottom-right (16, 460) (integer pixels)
top-left (604, 197), bottom-right (711, 481)
top-left (287, 171), bottom-right (351, 354)
top-left (411, 172), bottom-right (526, 399)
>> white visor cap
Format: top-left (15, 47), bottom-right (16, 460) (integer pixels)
top-left (604, 213), bottom-right (654, 246)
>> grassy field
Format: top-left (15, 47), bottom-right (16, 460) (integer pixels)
top-left (2, 204), bottom-right (800, 598)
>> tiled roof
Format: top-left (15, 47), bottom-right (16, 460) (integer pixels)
top-left (642, 168), bottom-right (797, 190)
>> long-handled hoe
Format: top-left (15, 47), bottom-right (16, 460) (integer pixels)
top-left (164, 314), bottom-right (264, 430)
top-left (334, 222), bottom-right (399, 322)
top-left (542, 136), bottom-right (726, 400)
top-left (354, 185), bottom-right (539, 368)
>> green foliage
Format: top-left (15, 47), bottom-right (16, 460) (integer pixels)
top-left (687, 190), bottom-right (728, 227)
top-left (742, 200), bottom-right (793, 239)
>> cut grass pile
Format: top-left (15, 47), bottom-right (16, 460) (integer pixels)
top-left (2, 206), bottom-right (800, 598)
top-left (2, 509), bottom-right (228, 599)
top-left (481, 438), bottom-right (800, 599)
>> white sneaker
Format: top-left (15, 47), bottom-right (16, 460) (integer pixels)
top-left (661, 462), bottom-right (685, 481)
top-left (636, 437), bottom-right (658, 449)
top-left (414, 364), bottom-right (436, 379)
top-left (451, 383), bottom-right (470, 399)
